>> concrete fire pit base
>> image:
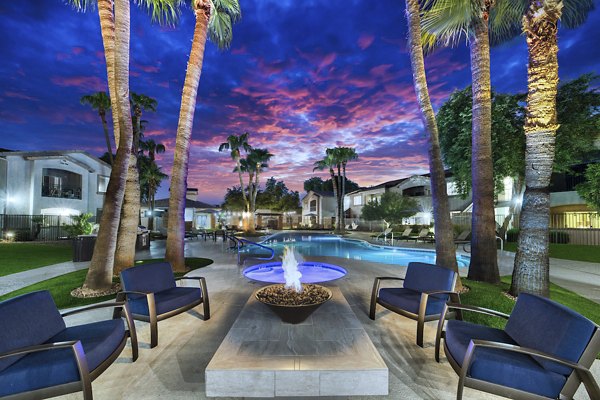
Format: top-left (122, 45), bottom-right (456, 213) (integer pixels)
top-left (205, 286), bottom-right (388, 397)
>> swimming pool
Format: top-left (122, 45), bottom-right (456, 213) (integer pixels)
top-left (242, 232), bottom-right (470, 268)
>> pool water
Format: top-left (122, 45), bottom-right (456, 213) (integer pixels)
top-left (243, 261), bottom-right (347, 284)
top-left (243, 232), bottom-right (470, 268)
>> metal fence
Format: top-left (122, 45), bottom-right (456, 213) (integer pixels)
top-left (0, 214), bottom-right (75, 242)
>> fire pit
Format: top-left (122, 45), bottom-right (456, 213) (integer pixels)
top-left (254, 246), bottom-right (333, 324)
top-left (255, 284), bottom-right (332, 324)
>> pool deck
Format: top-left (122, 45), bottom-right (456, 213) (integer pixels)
top-left (53, 237), bottom-right (599, 400)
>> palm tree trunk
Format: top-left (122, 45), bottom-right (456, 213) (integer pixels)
top-left (148, 187), bottom-right (155, 230)
top-left (99, 111), bottom-right (113, 165)
top-left (114, 116), bottom-right (141, 274)
top-left (466, 6), bottom-right (499, 284)
top-left (342, 163), bottom-right (347, 229)
top-left (510, 0), bottom-right (561, 297)
top-left (236, 157), bottom-right (248, 206)
top-left (84, 0), bottom-right (132, 291)
top-left (166, 1), bottom-right (211, 272)
top-left (329, 167), bottom-right (338, 230)
top-left (97, 0), bottom-right (120, 149)
top-left (336, 164), bottom-right (342, 231)
top-left (405, 0), bottom-right (461, 290)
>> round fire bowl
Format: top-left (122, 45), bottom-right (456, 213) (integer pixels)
top-left (255, 284), bottom-right (332, 324)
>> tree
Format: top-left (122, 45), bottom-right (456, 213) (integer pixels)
top-left (166, 0), bottom-right (241, 272)
top-left (140, 138), bottom-right (166, 162)
top-left (222, 186), bottom-right (246, 211)
top-left (361, 192), bottom-right (419, 225)
top-left (218, 132), bottom-right (251, 214)
top-left (304, 177), bottom-right (326, 192)
top-left (576, 164), bottom-right (600, 212)
top-left (139, 158), bottom-right (167, 230)
top-left (421, 0), bottom-right (499, 284)
top-left (69, 0), bottom-right (179, 292)
top-left (510, 0), bottom-right (594, 297)
top-left (313, 152), bottom-right (339, 230)
top-left (438, 87), bottom-right (525, 196)
top-left (331, 147), bottom-right (358, 231)
top-left (404, 0), bottom-right (461, 288)
top-left (114, 93), bottom-right (158, 273)
top-left (303, 176), bottom-right (360, 193)
top-left (258, 178), bottom-right (300, 212)
top-left (80, 91), bottom-right (114, 165)
top-left (245, 148), bottom-right (274, 231)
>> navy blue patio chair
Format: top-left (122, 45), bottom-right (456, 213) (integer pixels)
top-left (0, 290), bottom-right (137, 400)
top-left (369, 262), bottom-right (459, 347)
top-left (117, 262), bottom-right (210, 348)
top-left (435, 292), bottom-right (600, 399)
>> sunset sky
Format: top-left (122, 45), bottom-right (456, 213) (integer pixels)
top-left (1, 1), bottom-right (599, 205)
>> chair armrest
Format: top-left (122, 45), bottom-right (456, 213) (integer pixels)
top-left (445, 302), bottom-right (510, 320)
top-left (174, 277), bottom-right (210, 320)
top-left (374, 276), bottom-right (405, 282)
top-left (61, 301), bottom-right (126, 317)
top-left (0, 340), bottom-right (92, 395)
top-left (462, 340), bottom-right (600, 399)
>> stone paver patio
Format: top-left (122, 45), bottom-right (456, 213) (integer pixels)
top-left (52, 237), bottom-right (598, 399)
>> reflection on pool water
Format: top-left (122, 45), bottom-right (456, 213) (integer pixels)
top-left (242, 261), bottom-right (347, 284)
top-left (243, 232), bottom-right (470, 268)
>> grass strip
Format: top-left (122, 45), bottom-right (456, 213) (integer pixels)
top-left (0, 257), bottom-right (213, 309)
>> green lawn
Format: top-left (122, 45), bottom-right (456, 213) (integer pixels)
top-left (0, 257), bottom-right (213, 309)
top-left (461, 276), bottom-right (600, 331)
top-left (502, 242), bottom-right (600, 263)
top-left (0, 242), bottom-right (72, 277)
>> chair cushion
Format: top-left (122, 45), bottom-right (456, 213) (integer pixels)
top-left (505, 293), bottom-right (596, 376)
top-left (445, 319), bottom-right (565, 398)
top-left (0, 291), bottom-right (66, 373)
top-left (0, 319), bottom-right (125, 397)
top-left (120, 262), bottom-right (176, 294)
top-left (378, 288), bottom-right (447, 316)
top-left (403, 262), bottom-right (455, 294)
top-left (128, 287), bottom-right (202, 316)
top-left (445, 319), bottom-right (516, 367)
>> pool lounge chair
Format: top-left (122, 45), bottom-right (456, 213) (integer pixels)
top-left (370, 262), bottom-right (459, 347)
top-left (436, 293), bottom-right (600, 400)
top-left (375, 227), bottom-right (393, 243)
top-left (406, 228), bottom-right (430, 242)
top-left (397, 227), bottom-right (413, 241)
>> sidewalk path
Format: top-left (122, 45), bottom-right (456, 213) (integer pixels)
top-left (0, 261), bottom-right (90, 296)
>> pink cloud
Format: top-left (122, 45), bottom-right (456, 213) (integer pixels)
top-left (358, 34), bottom-right (375, 50)
top-left (72, 47), bottom-right (85, 55)
top-left (4, 91), bottom-right (39, 101)
top-left (50, 76), bottom-right (107, 92)
top-left (133, 62), bottom-right (160, 73)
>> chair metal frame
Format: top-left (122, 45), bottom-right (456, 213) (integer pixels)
top-left (0, 301), bottom-right (137, 400)
top-left (115, 276), bottom-right (210, 348)
top-left (369, 273), bottom-right (459, 347)
top-left (435, 301), bottom-right (600, 400)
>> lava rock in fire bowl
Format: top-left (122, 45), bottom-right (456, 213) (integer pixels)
top-left (255, 284), bottom-right (332, 324)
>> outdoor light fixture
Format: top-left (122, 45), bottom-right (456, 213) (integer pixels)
top-left (6, 231), bottom-right (14, 238)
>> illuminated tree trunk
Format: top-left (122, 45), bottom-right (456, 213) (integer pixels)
top-left (329, 167), bottom-right (339, 230)
top-left (405, 0), bottom-right (461, 290)
top-left (166, 0), bottom-right (211, 272)
top-left (84, 0), bottom-right (133, 290)
top-left (510, 0), bottom-right (562, 297)
top-left (466, 2), bottom-right (499, 283)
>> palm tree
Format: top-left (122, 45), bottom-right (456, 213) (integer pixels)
top-left (332, 147), bottom-right (358, 231)
top-left (166, 0), bottom-right (241, 272)
top-left (248, 148), bottom-right (273, 230)
top-left (509, 0), bottom-right (594, 297)
top-left (114, 93), bottom-right (158, 274)
top-left (218, 132), bottom-right (252, 216)
top-left (140, 161), bottom-right (168, 231)
top-left (140, 138), bottom-right (166, 162)
top-left (81, 91), bottom-right (114, 165)
top-left (313, 153), bottom-right (339, 230)
top-left (404, 0), bottom-right (461, 289)
top-left (69, 0), bottom-right (180, 292)
top-left (421, 0), bottom-right (499, 284)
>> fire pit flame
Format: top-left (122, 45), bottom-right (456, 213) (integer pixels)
top-left (282, 246), bottom-right (303, 293)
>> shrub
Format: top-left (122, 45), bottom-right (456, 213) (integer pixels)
top-left (506, 228), bottom-right (519, 242)
top-left (63, 213), bottom-right (94, 238)
top-left (550, 230), bottom-right (570, 244)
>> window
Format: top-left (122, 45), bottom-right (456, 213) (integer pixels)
top-left (42, 168), bottom-right (82, 200)
top-left (353, 196), bottom-right (362, 206)
top-left (97, 175), bottom-right (109, 193)
top-left (309, 200), bottom-right (317, 212)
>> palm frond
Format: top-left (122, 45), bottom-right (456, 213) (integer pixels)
top-left (134, 0), bottom-right (182, 26)
top-left (67, 0), bottom-right (96, 12)
top-left (561, 0), bottom-right (594, 29)
top-left (489, 0), bottom-right (526, 46)
top-left (208, 8), bottom-right (233, 49)
top-left (420, 0), bottom-right (473, 53)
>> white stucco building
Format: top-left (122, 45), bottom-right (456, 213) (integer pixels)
top-left (301, 190), bottom-right (337, 228)
top-left (0, 150), bottom-right (111, 218)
